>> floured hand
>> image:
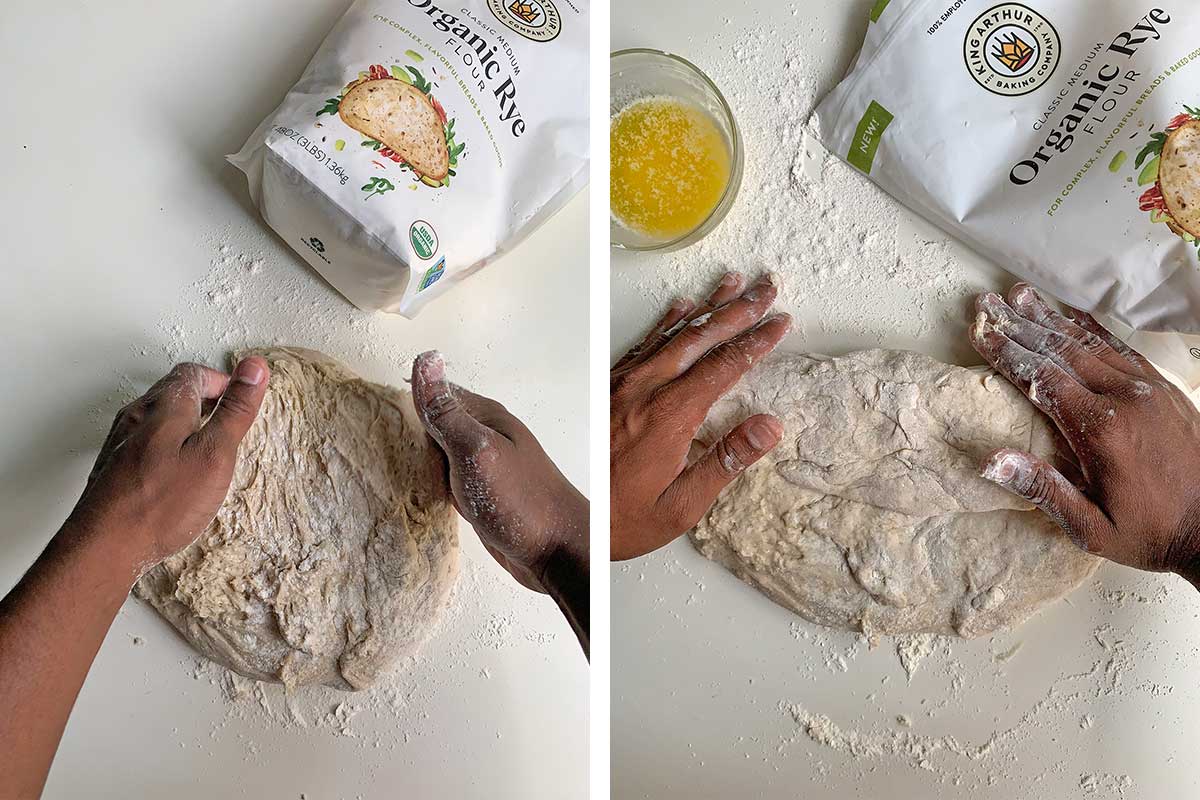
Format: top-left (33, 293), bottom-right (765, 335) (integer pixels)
top-left (972, 284), bottom-right (1200, 584)
top-left (411, 352), bottom-right (589, 594)
top-left (64, 358), bottom-right (270, 584)
top-left (611, 272), bottom-right (793, 560)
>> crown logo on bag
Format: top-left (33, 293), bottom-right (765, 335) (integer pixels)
top-left (993, 32), bottom-right (1034, 73)
top-left (507, 1), bottom-right (541, 23)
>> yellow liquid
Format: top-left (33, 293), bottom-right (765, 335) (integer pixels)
top-left (610, 96), bottom-right (732, 240)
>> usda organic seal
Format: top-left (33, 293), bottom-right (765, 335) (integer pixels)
top-left (409, 221), bottom-right (438, 260)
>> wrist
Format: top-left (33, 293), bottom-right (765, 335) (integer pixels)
top-left (1177, 555), bottom-right (1200, 591)
top-left (541, 533), bottom-right (588, 590)
top-left (536, 497), bottom-right (589, 587)
top-left (56, 513), bottom-right (149, 595)
top-left (537, 502), bottom-right (589, 655)
top-left (1169, 499), bottom-right (1200, 590)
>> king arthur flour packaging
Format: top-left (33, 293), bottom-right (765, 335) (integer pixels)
top-left (815, 2), bottom-right (1200, 385)
top-left (230, 0), bottom-right (588, 317)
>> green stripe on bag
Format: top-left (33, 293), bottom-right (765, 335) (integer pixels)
top-left (848, 101), bottom-right (893, 175)
top-left (870, 0), bottom-right (892, 22)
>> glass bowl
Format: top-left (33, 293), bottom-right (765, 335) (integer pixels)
top-left (609, 48), bottom-right (744, 252)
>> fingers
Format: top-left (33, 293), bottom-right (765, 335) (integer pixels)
top-left (613, 297), bottom-right (697, 374)
top-left (1060, 305), bottom-right (1158, 378)
top-left (614, 271), bottom-right (749, 376)
top-left (684, 271), bottom-right (747, 322)
top-left (1005, 284), bottom-right (1150, 387)
top-left (975, 292), bottom-right (1128, 396)
top-left (142, 362), bottom-right (233, 436)
top-left (971, 300), bottom-right (1097, 428)
top-left (186, 357), bottom-right (269, 460)
top-left (981, 448), bottom-right (1116, 555)
top-left (455, 386), bottom-right (536, 445)
top-left (411, 351), bottom-right (495, 459)
top-left (645, 273), bottom-right (781, 385)
top-left (659, 312), bottom-right (793, 419)
top-left (660, 415), bottom-right (784, 531)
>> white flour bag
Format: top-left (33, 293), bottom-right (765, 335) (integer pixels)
top-left (230, 0), bottom-right (588, 317)
top-left (815, 1), bottom-right (1200, 385)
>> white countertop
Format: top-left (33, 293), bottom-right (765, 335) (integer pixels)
top-left (0, 2), bottom-right (587, 798)
top-left (611, 1), bottom-right (1200, 798)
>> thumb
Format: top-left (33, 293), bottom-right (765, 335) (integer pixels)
top-left (411, 351), bottom-right (492, 458)
top-left (189, 356), bottom-right (270, 457)
top-left (980, 448), bottom-right (1114, 554)
top-left (661, 415), bottom-right (784, 533)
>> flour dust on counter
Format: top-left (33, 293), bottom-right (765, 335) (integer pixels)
top-left (150, 227), bottom-right (479, 386)
top-left (128, 558), bottom-right (559, 771)
top-left (616, 537), bottom-right (1200, 798)
top-left (87, 225), bottom-right (461, 440)
top-left (771, 573), bottom-right (1198, 797)
top-left (619, 23), bottom-right (985, 354)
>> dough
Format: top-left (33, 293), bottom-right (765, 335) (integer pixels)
top-left (134, 347), bottom-right (459, 690)
top-left (690, 350), bottom-right (1099, 638)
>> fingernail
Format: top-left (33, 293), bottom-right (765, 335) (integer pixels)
top-left (745, 417), bottom-right (784, 451)
top-left (978, 293), bottom-right (1008, 322)
top-left (981, 452), bottom-right (1018, 484)
top-left (767, 312), bottom-right (793, 333)
top-left (744, 274), bottom-right (775, 302)
top-left (669, 298), bottom-right (692, 315)
top-left (416, 350), bottom-right (446, 384)
top-left (719, 271), bottom-right (739, 287)
top-left (234, 359), bottom-right (265, 386)
top-left (761, 272), bottom-right (777, 286)
top-left (1012, 285), bottom-right (1036, 307)
top-left (971, 313), bottom-right (993, 342)
top-left (979, 291), bottom-right (1002, 307)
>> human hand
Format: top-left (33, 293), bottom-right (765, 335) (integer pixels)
top-left (972, 284), bottom-right (1200, 583)
top-left (63, 358), bottom-right (269, 584)
top-left (411, 351), bottom-right (588, 596)
top-left (610, 272), bottom-right (793, 561)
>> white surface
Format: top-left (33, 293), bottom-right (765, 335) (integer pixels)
top-left (611, 2), bottom-right (1200, 798)
top-left (0, 2), bottom-right (587, 798)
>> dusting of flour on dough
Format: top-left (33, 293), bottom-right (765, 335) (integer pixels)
top-left (134, 348), bottom-right (459, 690)
top-left (691, 350), bottom-right (1099, 639)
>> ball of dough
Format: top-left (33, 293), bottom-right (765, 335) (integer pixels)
top-left (134, 347), bottom-right (459, 690)
top-left (690, 350), bottom-right (1099, 638)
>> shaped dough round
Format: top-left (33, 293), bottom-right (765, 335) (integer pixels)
top-left (690, 350), bottom-right (1099, 638)
top-left (134, 347), bottom-right (459, 690)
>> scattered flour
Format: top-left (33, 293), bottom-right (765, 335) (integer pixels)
top-left (88, 220), bottom-right (499, 432)
top-left (1080, 772), bottom-right (1134, 797)
top-left (895, 635), bottom-right (949, 681)
top-left (780, 618), bottom-right (1175, 792)
top-left (619, 27), bottom-right (983, 355)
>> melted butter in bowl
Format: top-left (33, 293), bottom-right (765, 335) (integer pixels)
top-left (610, 49), bottom-right (743, 252)
top-left (610, 97), bottom-right (732, 242)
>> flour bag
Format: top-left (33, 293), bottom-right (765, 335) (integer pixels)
top-left (230, 0), bottom-right (588, 316)
top-left (815, 1), bottom-right (1200, 385)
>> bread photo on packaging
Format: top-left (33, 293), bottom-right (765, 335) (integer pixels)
top-left (1134, 109), bottom-right (1200, 244)
top-left (320, 63), bottom-right (460, 188)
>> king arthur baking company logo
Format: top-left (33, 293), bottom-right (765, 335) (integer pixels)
top-left (487, 0), bottom-right (561, 42)
top-left (964, 4), bottom-right (1060, 97)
